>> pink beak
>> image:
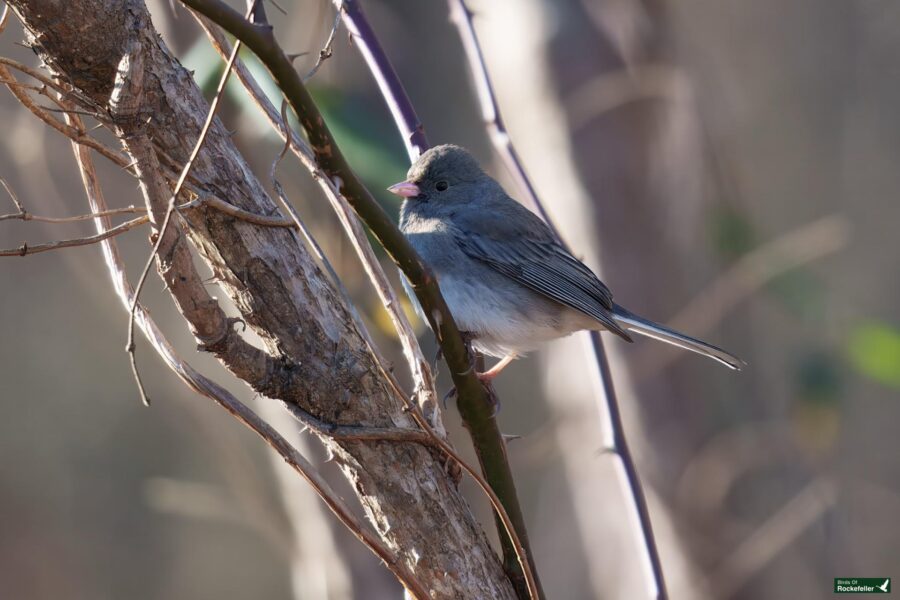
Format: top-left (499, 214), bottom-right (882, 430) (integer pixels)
top-left (387, 180), bottom-right (421, 198)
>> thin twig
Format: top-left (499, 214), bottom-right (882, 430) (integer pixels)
top-left (0, 215), bottom-right (149, 256)
top-left (65, 120), bottom-right (429, 599)
top-left (0, 205), bottom-right (144, 223)
top-left (0, 64), bottom-right (135, 173)
top-left (0, 175), bottom-right (25, 213)
top-left (302, 1), bottom-right (342, 81)
top-left (448, 1), bottom-right (668, 598)
top-left (125, 3), bottom-right (255, 406)
top-left (0, 58), bottom-right (295, 232)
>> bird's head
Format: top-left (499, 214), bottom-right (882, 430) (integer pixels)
top-left (387, 144), bottom-right (486, 205)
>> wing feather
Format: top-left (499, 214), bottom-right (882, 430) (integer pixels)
top-left (452, 209), bottom-right (632, 341)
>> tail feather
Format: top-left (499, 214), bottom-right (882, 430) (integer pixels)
top-left (612, 304), bottom-right (744, 371)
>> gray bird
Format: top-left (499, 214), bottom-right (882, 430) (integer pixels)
top-left (388, 144), bottom-right (743, 380)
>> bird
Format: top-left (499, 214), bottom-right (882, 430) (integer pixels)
top-left (387, 144), bottom-right (743, 381)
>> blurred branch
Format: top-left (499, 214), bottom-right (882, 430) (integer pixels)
top-left (448, 2), bottom-right (667, 599)
top-left (144, 477), bottom-right (293, 553)
top-left (447, 0), bottom-right (554, 227)
top-left (638, 214), bottom-right (851, 374)
top-left (333, 1), bottom-right (541, 596)
top-left (0, 4), bottom-right (9, 35)
top-left (65, 112), bottom-right (429, 598)
top-left (565, 65), bottom-right (687, 131)
top-left (708, 477), bottom-right (837, 599)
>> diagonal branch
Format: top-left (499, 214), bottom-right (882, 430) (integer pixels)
top-left (334, 1), bottom-right (542, 597)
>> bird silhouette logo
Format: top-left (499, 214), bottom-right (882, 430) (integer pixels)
top-left (878, 579), bottom-right (890, 593)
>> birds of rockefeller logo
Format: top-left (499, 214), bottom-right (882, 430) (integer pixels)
top-left (834, 578), bottom-right (891, 593)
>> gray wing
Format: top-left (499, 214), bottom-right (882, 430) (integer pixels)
top-left (451, 199), bottom-right (632, 342)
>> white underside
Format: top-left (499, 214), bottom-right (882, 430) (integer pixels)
top-left (439, 274), bottom-right (596, 359)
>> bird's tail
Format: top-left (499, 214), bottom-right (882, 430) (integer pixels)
top-left (612, 304), bottom-right (744, 370)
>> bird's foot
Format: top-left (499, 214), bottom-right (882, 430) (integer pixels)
top-left (441, 386), bottom-right (458, 409)
top-left (475, 370), bottom-right (499, 383)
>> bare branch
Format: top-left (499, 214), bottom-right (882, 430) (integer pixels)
top-left (0, 63), bottom-right (135, 172)
top-left (117, 2), bottom-right (252, 406)
top-left (0, 214), bottom-right (149, 256)
top-left (0, 205), bottom-right (145, 223)
top-left (302, 1), bottom-right (342, 82)
top-left (335, 0), bottom-right (428, 161)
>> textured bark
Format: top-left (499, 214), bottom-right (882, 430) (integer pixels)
top-left (8, 1), bottom-right (516, 597)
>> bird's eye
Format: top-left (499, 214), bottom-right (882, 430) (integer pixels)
top-left (435, 180), bottom-right (449, 192)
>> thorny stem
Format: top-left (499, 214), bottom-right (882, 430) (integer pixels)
top-left (336, 1), bottom-right (542, 597)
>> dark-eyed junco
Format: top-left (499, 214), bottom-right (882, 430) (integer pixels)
top-left (388, 144), bottom-right (743, 380)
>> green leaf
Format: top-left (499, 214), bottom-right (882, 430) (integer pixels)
top-left (848, 322), bottom-right (900, 389)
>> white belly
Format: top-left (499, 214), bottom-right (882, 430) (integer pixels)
top-left (439, 274), bottom-right (591, 358)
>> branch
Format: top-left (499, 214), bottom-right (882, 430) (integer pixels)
top-left (0, 214), bottom-right (148, 256)
top-left (301, 1), bottom-right (341, 82)
top-left (336, 0), bottom-right (428, 161)
top-left (448, 1), bottom-right (669, 598)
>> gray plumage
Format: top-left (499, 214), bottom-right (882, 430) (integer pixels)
top-left (393, 144), bottom-right (743, 371)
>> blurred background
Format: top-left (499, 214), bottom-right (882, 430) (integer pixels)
top-left (1, 0), bottom-right (898, 598)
